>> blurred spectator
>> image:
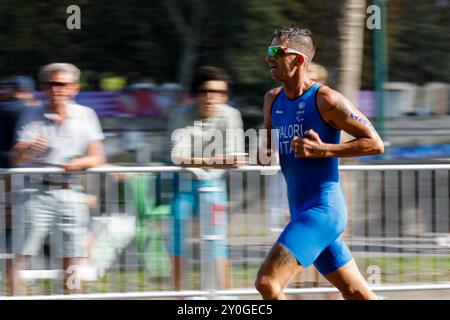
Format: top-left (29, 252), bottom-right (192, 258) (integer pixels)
top-left (0, 76), bottom-right (39, 168)
top-left (8, 63), bottom-right (106, 295)
top-left (154, 82), bottom-right (184, 116)
top-left (167, 66), bottom-right (245, 290)
top-left (117, 82), bottom-right (159, 117)
top-left (0, 77), bottom-right (40, 285)
top-left (308, 62), bottom-right (329, 84)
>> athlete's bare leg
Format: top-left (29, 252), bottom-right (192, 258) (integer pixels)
top-left (322, 259), bottom-right (378, 300)
top-left (255, 243), bottom-right (303, 300)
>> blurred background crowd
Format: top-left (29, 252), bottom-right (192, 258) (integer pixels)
top-left (1, 0), bottom-right (449, 165)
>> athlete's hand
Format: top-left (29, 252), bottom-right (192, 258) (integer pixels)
top-left (291, 129), bottom-right (326, 158)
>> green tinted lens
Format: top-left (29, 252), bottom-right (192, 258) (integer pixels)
top-left (268, 46), bottom-right (284, 57)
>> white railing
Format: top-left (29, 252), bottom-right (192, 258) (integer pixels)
top-left (0, 164), bottom-right (449, 299)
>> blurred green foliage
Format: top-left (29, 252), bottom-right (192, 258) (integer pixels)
top-left (0, 0), bottom-right (448, 104)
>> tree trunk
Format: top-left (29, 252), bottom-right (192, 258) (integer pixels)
top-left (338, 0), bottom-right (366, 145)
top-left (178, 4), bottom-right (204, 89)
top-left (338, 0), bottom-right (366, 104)
top-left (163, 0), bottom-right (205, 90)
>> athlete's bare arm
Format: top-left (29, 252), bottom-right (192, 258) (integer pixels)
top-left (258, 87), bottom-right (282, 165)
top-left (291, 86), bottom-right (384, 158)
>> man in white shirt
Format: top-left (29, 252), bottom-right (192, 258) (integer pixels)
top-left (9, 63), bottom-right (106, 295)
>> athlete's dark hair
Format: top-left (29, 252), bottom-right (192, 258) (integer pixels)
top-left (191, 66), bottom-right (230, 94)
top-left (272, 26), bottom-right (316, 61)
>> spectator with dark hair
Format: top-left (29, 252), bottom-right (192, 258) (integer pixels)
top-left (167, 66), bottom-right (245, 290)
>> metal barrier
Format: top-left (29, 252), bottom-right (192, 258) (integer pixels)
top-left (0, 164), bottom-right (449, 299)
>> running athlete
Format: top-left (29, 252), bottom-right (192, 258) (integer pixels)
top-left (255, 26), bottom-right (384, 300)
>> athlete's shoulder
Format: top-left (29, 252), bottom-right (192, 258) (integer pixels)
top-left (263, 87), bottom-right (282, 129)
top-left (264, 86), bottom-right (283, 103)
top-left (263, 86), bottom-right (282, 112)
top-left (316, 85), bottom-right (346, 110)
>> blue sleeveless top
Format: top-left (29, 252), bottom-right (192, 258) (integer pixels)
top-left (271, 83), bottom-right (341, 208)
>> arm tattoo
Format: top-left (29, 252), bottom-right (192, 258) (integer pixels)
top-left (333, 98), bottom-right (377, 133)
top-left (332, 98), bottom-right (355, 114)
top-left (350, 112), bottom-right (377, 133)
